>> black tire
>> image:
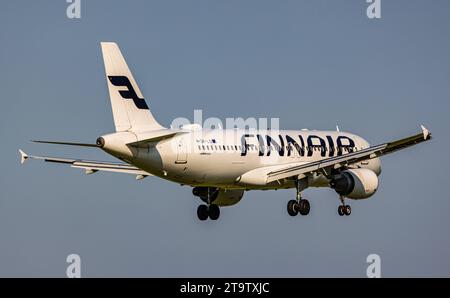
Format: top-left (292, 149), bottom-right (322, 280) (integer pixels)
top-left (338, 205), bottom-right (345, 216)
top-left (287, 200), bottom-right (298, 216)
top-left (208, 204), bottom-right (220, 220)
top-left (298, 199), bottom-right (310, 216)
top-left (197, 204), bottom-right (209, 221)
top-left (344, 205), bottom-right (351, 216)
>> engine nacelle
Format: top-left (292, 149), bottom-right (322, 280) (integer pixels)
top-left (330, 169), bottom-right (378, 200)
top-left (192, 187), bottom-right (244, 206)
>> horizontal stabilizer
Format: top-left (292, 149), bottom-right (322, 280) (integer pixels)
top-left (32, 140), bottom-right (99, 147)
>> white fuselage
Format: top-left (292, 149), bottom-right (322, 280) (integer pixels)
top-left (101, 128), bottom-right (381, 190)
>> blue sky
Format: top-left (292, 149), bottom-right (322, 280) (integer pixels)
top-left (0, 0), bottom-right (449, 277)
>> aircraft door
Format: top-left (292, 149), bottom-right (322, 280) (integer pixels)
top-left (176, 138), bottom-right (188, 164)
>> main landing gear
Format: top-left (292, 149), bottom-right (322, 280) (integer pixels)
top-left (197, 204), bottom-right (220, 221)
top-left (337, 195), bottom-right (351, 216)
top-left (287, 180), bottom-right (310, 216)
top-left (194, 187), bottom-right (221, 221)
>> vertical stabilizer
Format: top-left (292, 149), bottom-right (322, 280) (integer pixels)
top-left (101, 42), bottom-right (163, 132)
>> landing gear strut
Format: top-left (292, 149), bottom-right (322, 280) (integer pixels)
top-left (337, 195), bottom-right (351, 216)
top-left (287, 180), bottom-right (310, 216)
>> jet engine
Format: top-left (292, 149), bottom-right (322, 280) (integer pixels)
top-left (192, 187), bottom-right (244, 206)
top-left (330, 168), bottom-right (378, 200)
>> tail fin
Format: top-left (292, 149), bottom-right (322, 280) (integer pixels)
top-left (101, 42), bottom-right (163, 132)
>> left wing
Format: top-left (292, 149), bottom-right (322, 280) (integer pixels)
top-left (18, 150), bottom-right (151, 179)
top-left (265, 125), bottom-right (432, 183)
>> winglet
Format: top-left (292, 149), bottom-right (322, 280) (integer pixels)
top-left (19, 149), bottom-right (28, 164)
top-left (421, 125), bottom-right (431, 140)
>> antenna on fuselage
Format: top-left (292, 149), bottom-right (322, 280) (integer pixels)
top-left (336, 125), bottom-right (340, 132)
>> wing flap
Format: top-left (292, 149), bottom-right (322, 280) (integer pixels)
top-left (71, 161), bottom-right (148, 175)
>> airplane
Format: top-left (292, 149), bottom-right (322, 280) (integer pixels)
top-left (19, 42), bottom-right (432, 221)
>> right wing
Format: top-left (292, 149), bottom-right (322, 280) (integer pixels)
top-left (18, 150), bottom-right (151, 180)
top-left (265, 125), bottom-right (432, 183)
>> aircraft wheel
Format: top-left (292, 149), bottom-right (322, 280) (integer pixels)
top-left (197, 204), bottom-right (209, 221)
top-left (287, 200), bottom-right (298, 216)
top-left (298, 199), bottom-right (310, 216)
top-left (338, 205), bottom-right (345, 216)
top-left (208, 204), bottom-right (220, 220)
top-left (344, 205), bottom-right (352, 216)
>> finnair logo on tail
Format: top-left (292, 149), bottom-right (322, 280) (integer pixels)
top-left (108, 76), bottom-right (149, 110)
